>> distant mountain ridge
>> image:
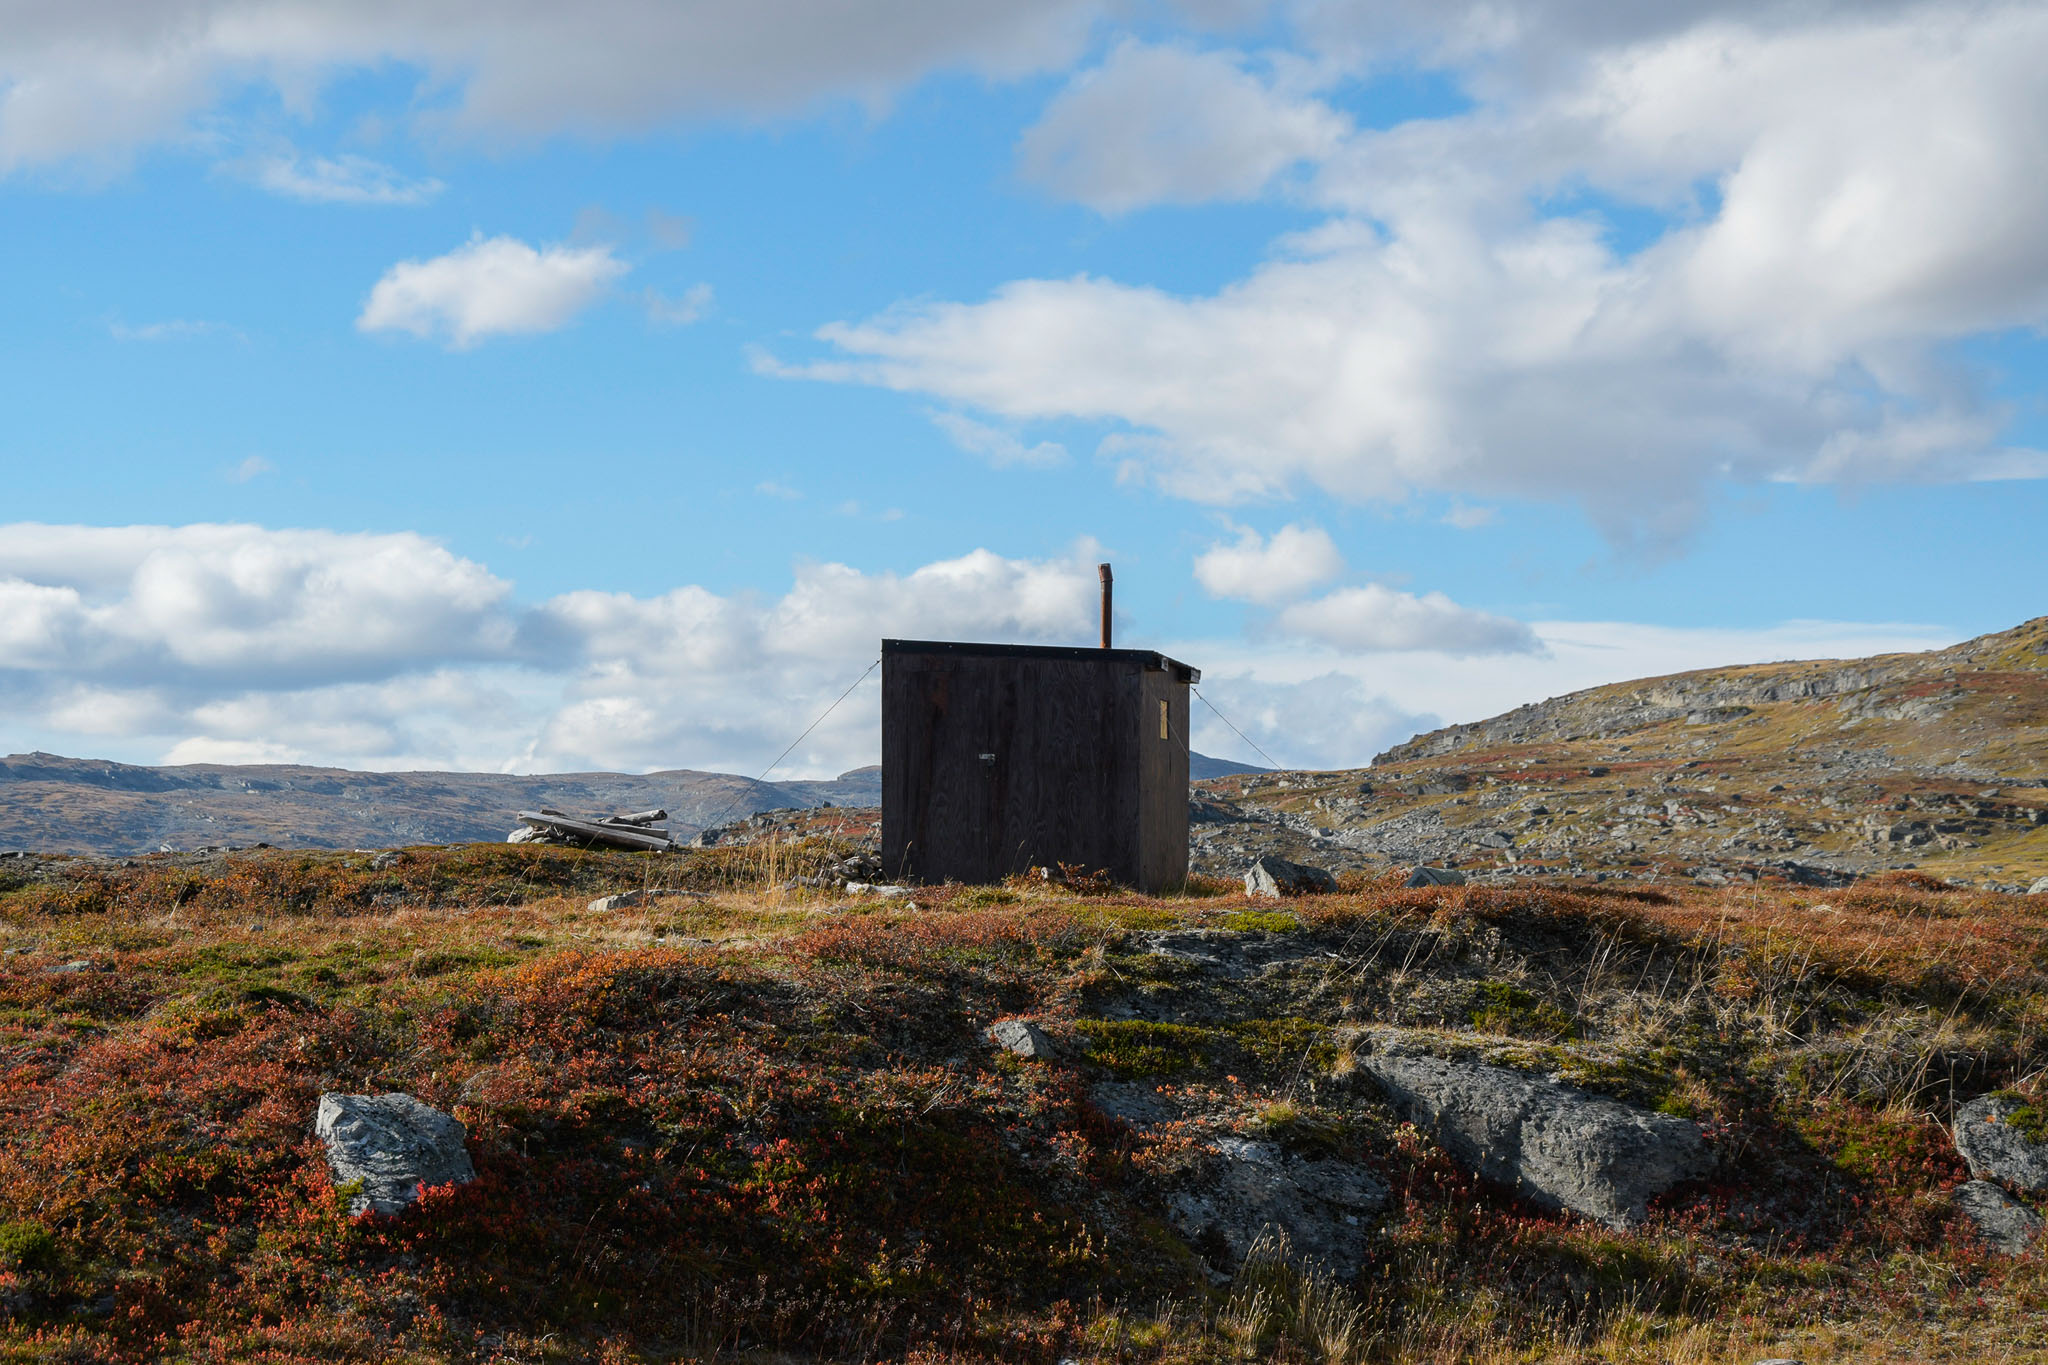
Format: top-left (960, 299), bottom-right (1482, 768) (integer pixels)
top-left (0, 754), bottom-right (882, 855)
top-left (0, 750), bottom-right (1265, 856)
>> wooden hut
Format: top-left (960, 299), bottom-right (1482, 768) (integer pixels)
top-left (879, 636), bottom-right (1200, 892)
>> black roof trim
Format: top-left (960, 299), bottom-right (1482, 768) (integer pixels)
top-left (882, 639), bottom-right (1199, 683)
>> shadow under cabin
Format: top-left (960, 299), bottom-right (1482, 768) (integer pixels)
top-left (879, 637), bottom-right (1200, 894)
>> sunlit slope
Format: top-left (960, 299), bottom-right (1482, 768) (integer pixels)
top-left (1196, 618), bottom-right (2048, 887)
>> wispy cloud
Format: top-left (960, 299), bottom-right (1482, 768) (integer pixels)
top-left (1442, 503), bottom-right (1497, 530)
top-left (646, 282), bottom-right (713, 326)
top-left (755, 480), bottom-right (802, 500)
top-left (646, 208), bottom-right (694, 250)
top-left (929, 410), bottom-right (1066, 468)
top-left (108, 318), bottom-right (238, 342)
top-left (254, 153), bottom-right (442, 206)
top-left (226, 456), bottom-right (274, 483)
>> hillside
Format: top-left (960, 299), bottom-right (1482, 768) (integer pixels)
top-left (1188, 617), bottom-right (2048, 891)
top-left (1, 844), bottom-right (2044, 1362)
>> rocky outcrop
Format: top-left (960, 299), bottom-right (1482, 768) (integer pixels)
top-left (1375, 659), bottom-right (1907, 764)
top-left (1953, 1179), bottom-right (2044, 1255)
top-left (1166, 1136), bottom-right (1387, 1278)
top-left (315, 1093), bottom-right (475, 1217)
top-left (1404, 866), bottom-right (1467, 888)
top-left (1357, 1051), bottom-right (1709, 1228)
top-left (1954, 1094), bottom-right (2048, 1189)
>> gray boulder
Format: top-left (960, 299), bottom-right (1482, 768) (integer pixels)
top-left (1955, 1094), bottom-right (2048, 1189)
top-left (1167, 1136), bottom-right (1387, 1277)
top-left (988, 1018), bottom-right (1058, 1060)
top-left (1358, 1052), bottom-right (1709, 1228)
top-left (2028, 876), bottom-right (2048, 895)
top-left (1953, 1179), bottom-right (2044, 1255)
top-left (315, 1093), bottom-right (475, 1217)
top-left (1404, 866), bottom-right (1467, 888)
top-left (1244, 855), bottom-right (1337, 899)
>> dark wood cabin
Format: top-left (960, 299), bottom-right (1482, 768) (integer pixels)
top-left (880, 639), bottom-right (1200, 892)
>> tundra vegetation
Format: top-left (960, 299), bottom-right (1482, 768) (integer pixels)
top-left (1, 841), bottom-right (2046, 1363)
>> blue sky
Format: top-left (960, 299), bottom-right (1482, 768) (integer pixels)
top-left (2, 1), bottom-right (2044, 776)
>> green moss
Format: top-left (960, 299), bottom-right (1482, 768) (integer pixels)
top-left (1221, 910), bottom-right (1303, 934)
top-left (954, 886), bottom-right (1021, 908)
top-left (0, 1220), bottom-right (56, 1272)
top-left (1991, 1091), bottom-right (2048, 1143)
top-left (1228, 1017), bottom-right (1339, 1075)
top-left (1068, 903), bottom-right (1183, 932)
top-left (1469, 980), bottom-right (1575, 1039)
top-left (1076, 1019), bottom-right (1222, 1078)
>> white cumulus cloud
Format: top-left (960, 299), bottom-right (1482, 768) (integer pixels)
top-left (0, 522), bottom-right (1979, 778)
top-left (0, 523), bottom-right (1113, 776)
top-left (1275, 584), bottom-right (1540, 656)
top-left (1193, 523), bottom-right (1344, 603)
top-left (0, 523), bottom-right (516, 686)
top-left (789, 1), bottom-right (2048, 553)
top-left (358, 236), bottom-right (629, 348)
top-left (0, 1), bottom-right (1113, 173)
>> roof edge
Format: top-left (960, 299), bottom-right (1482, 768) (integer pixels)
top-left (882, 638), bottom-right (1199, 683)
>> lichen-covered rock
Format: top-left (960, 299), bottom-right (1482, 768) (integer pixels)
top-left (988, 1018), bottom-right (1058, 1060)
top-left (1167, 1136), bottom-right (1387, 1277)
top-left (1404, 866), bottom-right (1467, 888)
top-left (1953, 1179), bottom-right (2044, 1255)
top-left (315, 1093), bottom-right (475, 1217)
top-left (1955, 1094), bottom-right (2048, 1189)
top-left (1358, 1052), bottom-right (1708, 1228)
top-left (1244, 855), bottom-right (1337, 898)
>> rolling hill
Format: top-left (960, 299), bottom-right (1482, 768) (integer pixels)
top-left (1190, 616), bottom-right (2048, 890)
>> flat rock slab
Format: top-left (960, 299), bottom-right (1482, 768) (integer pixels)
top-left (1090, 1081), bottom-right (1193, 1129)
top-left (1404, 866), bottom-right (1467, 888)
top-left (315, 1092), bottom-right (475, 1217)
top-left (1132, 928), bottom-right (1323, 981)
top-left (1955, 1095), bottom-right (2048, 1189)
top-left (1953, 1179), bottom-right (2044, 1255)
top-left (1359, 1051), bottom-right (1708, 1228)
top-left (1167, 1136), bottom-right (1387, 1278)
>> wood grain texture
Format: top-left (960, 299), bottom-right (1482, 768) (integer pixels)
top-left (881, 641), bottom-right (1192, 891)
top-left (1137, 668), bottom-right (1191, 891)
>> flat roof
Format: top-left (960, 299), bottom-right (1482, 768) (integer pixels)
top-left (882, 638), bottom-right (1199, 683)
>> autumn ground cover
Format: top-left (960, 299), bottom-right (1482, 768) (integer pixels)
top-left (2, 843), bottom-right (2046, 1363)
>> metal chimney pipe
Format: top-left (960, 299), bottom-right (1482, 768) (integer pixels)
top-left (1098, 563), bottom-right (1113, 649)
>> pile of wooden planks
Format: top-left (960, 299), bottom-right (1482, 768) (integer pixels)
top-left (511, 807), bottom-right (676, 852)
